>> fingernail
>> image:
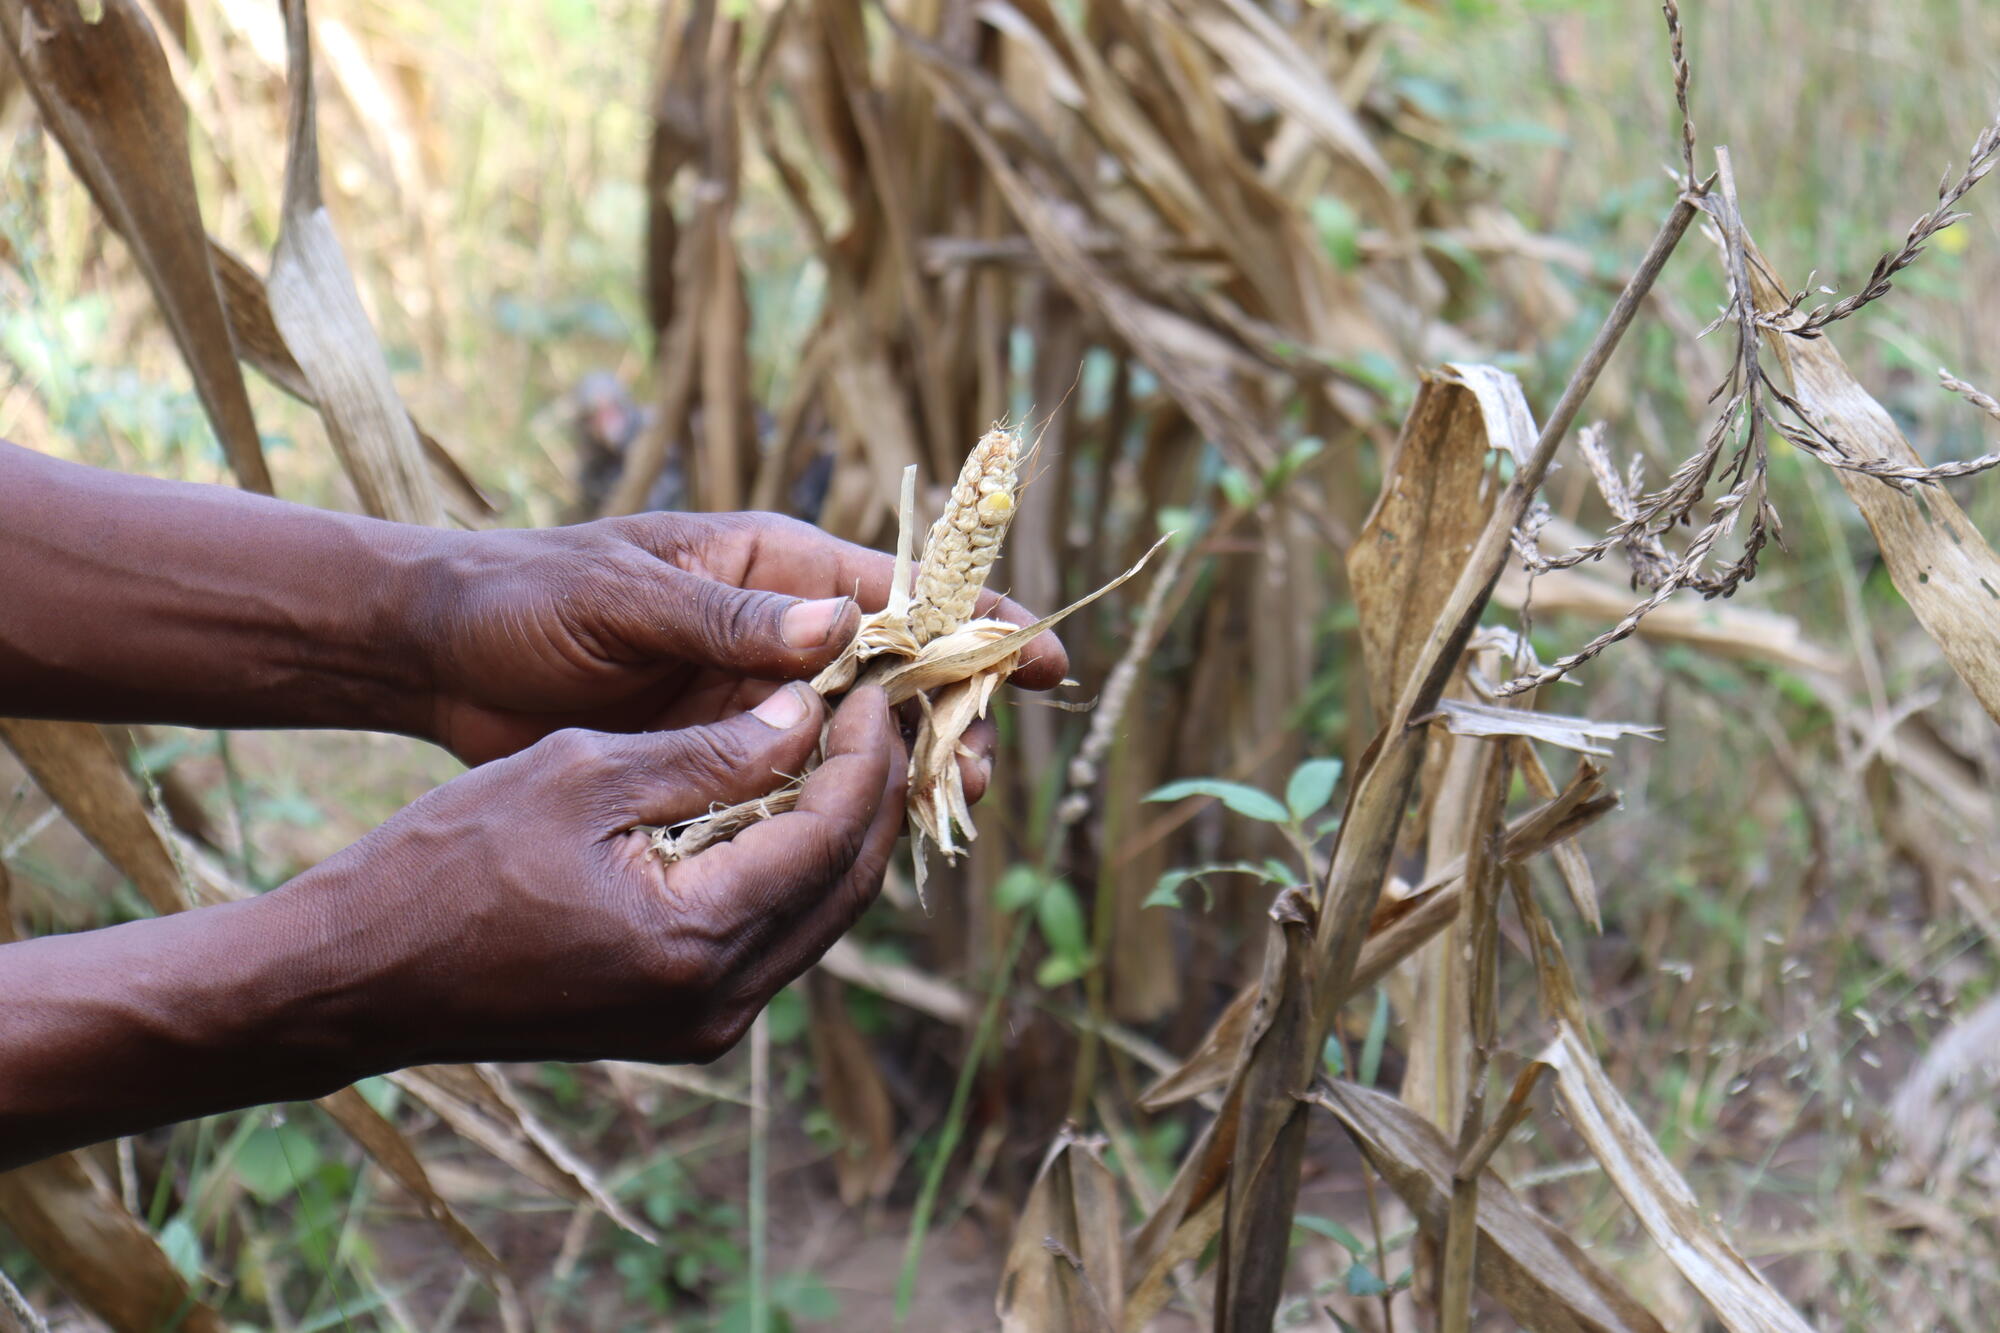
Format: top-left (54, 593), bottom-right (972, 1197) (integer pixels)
top-left (782, 597), bottom-right (852, 649)
top-left (750, 682), bottom-right (812, 730)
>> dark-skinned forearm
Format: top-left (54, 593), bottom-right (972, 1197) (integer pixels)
top-left (0, 883), bottom-right (385, 1170)
top-left (0, 442), bottom-right (437, 736)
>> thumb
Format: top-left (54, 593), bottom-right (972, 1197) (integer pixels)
top-left (628, 565), bottom-right (860, 680)
top-left (598, 683), bottom-right (828, 827)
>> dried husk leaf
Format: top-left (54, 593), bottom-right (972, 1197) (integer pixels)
top-left (655, 531), bottom-right (1169, 865)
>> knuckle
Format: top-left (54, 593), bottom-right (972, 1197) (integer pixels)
top-left (531, 728), bottom-right (625, 800)
top-left (697, 1005), bottom-right (759, 1063)
top-left (533, 726), bottom-right (600, 772)
top-left (693, 580), bottom-right (779, 657)
top-left (802, 809), bottom-right (869, 879)
top-left (665, 724), bottom-right (757, 792)
top-left (659, 944), bottom-right (731, 1001)
top-left (684, 1017), bottom-right (746, 1065)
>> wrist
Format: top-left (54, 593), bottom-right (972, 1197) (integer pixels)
top-left (238, 863), bottom-right (417, 1078)
top-left (322, 519), bottom-right (456, 743)
top-left (0, 892), bottom-right (380, 1162)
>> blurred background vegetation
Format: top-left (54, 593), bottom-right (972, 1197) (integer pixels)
top-left (3, 0), bottom-right (1999, 1328)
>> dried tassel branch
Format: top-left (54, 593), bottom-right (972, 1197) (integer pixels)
top-left (1501, 106), bottom-right (2000, 697)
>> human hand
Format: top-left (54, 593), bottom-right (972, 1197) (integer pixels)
top-left (412, 512), bottom-right (1068, 766)
top-left (272, 684), bottom-right (909, 1068)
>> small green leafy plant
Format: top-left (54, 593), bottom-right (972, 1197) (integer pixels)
top-left (1142, 756), bottom-right (1345, 912)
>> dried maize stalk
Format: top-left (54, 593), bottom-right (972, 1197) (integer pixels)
top-left (649, 424), bottom-right (1163, 899)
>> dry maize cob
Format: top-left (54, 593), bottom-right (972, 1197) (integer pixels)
top-left (910, 426), bottom-right (1021, 643)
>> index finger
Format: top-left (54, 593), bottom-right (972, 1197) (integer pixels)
top-left (651, 512), bottom-right (1070, 691)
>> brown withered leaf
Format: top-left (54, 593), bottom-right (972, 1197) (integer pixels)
top-left (1512, 892), bottom-right (1816, 1328)
top-left (265, 0), bottom-right (442, 526)
top-left (1214, 889), bottom-right (1321, 1333)
top-left (1429, 698), bottom-right (1661, 757)
top-left (897, 27), bottom-right (1281, 474)
top-left (314, 1088), bottom-right (526, 1333)
top-left (391, 1064), bottom-right (658, 1244)
top-left (996, 1126), bottom-right (1124, 1333)
top-left (1512, 741), bottom-right (1603, 931)
top-left (1539, 1025), bottom-right (1813, 1333)
top-left (1748, 234), bottom-right (2000, 726)
top-left (1308, 1081), bottom-right (1668, 1333)
top-left (0, 1154), bottom-right (225, 1333)
top-left (1314, 365), bottom-right (1541, 1117)
top-left (0, 0), bottom-right (269, 493)
top-left (1123, 1189), bottom-right (1222, 1332)
top-left (805, 972), bottom-right (896, 1206)
top-left (1348, 367), bottom-right (1521, 716)
top-left (206, 239), bottom-right (498, 522)
top-left (0, 720), bottom-right (188, 916)
top-left (1136, 980), bottom-right (1255, 1112)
